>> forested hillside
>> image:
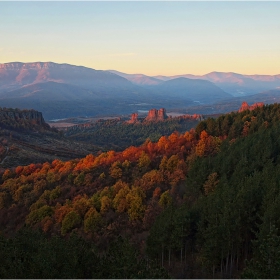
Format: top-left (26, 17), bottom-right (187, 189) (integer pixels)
top-left (1, 104), bottom-right (280, 278)
top-left (0, 108), bottom-right (98, 168)
top-left (65, 114), bottom-right (201, 151)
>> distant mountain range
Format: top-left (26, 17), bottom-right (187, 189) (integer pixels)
top-left (0, 62), bottom-right (154, 119)
top-left (0, 62), bottom-right (230, 119)
top-left (0, 62), bottom-right (280, 120)
top-left (108, 71), bottom-right (232, 104)
top-left (109, 70), bottom-right (163, 86)
top-left (109, 70), bottom-right (280, 97)
top-left (0, 62), bottom-right (150, 98)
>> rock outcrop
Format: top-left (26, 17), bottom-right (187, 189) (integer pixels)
top-left (0, 108), bottom-right (50, 131)
top-left (250, 102), bottom-right (265, 111)
top-left (127, 113), bottom-right (139, 124)
top-left (238, 101), bottom-right (264, 112)
top-left (145, 108), bottom-right (168, 122)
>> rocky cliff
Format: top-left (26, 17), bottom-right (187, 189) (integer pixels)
top-left (126, 113), bottom-right (139, 124)
top-left (127, 109), bottom-right (202, 123)
top-left (0, 108), bottom-right (50, 131)
top-left (238, 101), bottom-right (264, 112)
top-left (145, 108), bottom-right (168, 122)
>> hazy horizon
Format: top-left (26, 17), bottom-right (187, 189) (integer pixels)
top-left (1, 2), bottom-right (280, 76)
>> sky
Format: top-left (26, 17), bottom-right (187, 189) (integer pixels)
top-left (0, 1), bottom-right (280, 76)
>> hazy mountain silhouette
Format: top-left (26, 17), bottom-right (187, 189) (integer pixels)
top-left (0, 81), bottom-right (102, 101)
top-left (145, 77), bottom-right (231, 104)
top-left (107, 71), bottom-right (232, 103)
top-left (0, 62), bottom-right (148, 96)
top-left (151, 72), bottom-right (280, 96)
top-left (202, 72), bottom-right (280, 96)
top-left (108, 70), bottom-right (163, 86)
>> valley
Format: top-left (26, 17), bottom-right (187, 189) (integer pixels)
top-left (0, 107), bottom-right (202, 168)
top-left (47, 110), bottom-right (191, 129)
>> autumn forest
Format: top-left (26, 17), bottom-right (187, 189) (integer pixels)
top-left (1, 103), bottom-right (280, 278)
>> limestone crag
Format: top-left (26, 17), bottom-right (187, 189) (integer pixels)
top-left (250, 102), bottom-right (265, 111)
top-left (145, 108), bottom-right (168, 122)
top-left (127, 113), bottom-right (139, 124)
top-left (238, 101), bottom-right (264, 113)
top-left (0, 108), bottom-right (50, 130)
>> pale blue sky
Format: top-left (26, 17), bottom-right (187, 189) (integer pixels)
top-left (0, 2), bottom-right (280, 75)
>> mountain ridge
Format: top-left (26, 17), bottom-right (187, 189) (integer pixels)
top-left (109, 69), bottom-right (280, 96)
top-left (148, 76), bottom-right (232, 103)
top-left (0, 61), bottom-right (134, 93)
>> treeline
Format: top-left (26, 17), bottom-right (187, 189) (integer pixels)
top-left (65, 116), bottom-right (200, 151)
top-left (1, 103), bottom-right (280, 277)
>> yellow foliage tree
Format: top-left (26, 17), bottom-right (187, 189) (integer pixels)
top-left (84, 207), bottom-right (102, 233)
top-left (113, 184), bottom-right (130, 213)
top-left (100, 195), bottom-right (112, 214)
top-left (126, 186), bottom-right (146, 221)
top-left (109, 161), bottom-right (122, 179)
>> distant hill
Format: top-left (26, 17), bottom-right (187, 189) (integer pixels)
top-left (107, 72), bottom-right (232, 107)
top-left (108, 70), bottom-right (163, 86)
top-left (202, 72), bottom-right (280, 96)
top-left (0, 62), bottom-right (139, 94)
top-left (146, 77), bottom-right (232, 104)
top-left (154, 74), bottom-right (197, 81)
top-left (0, 81), bottom-right (103, 101)
top-left (157, 72), bottom-right (280, 96)
top-left (113, 70), bottom-right (280, 97)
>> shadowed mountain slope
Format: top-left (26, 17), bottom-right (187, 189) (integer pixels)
top-left (147, 77), bottom-right (232, 104)
top-left (0, 62), bottom-right (139, 93)
top-left (108, 70), bottom-right (163, 86)
top-left (153, 72), bottom-right (280, 96)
